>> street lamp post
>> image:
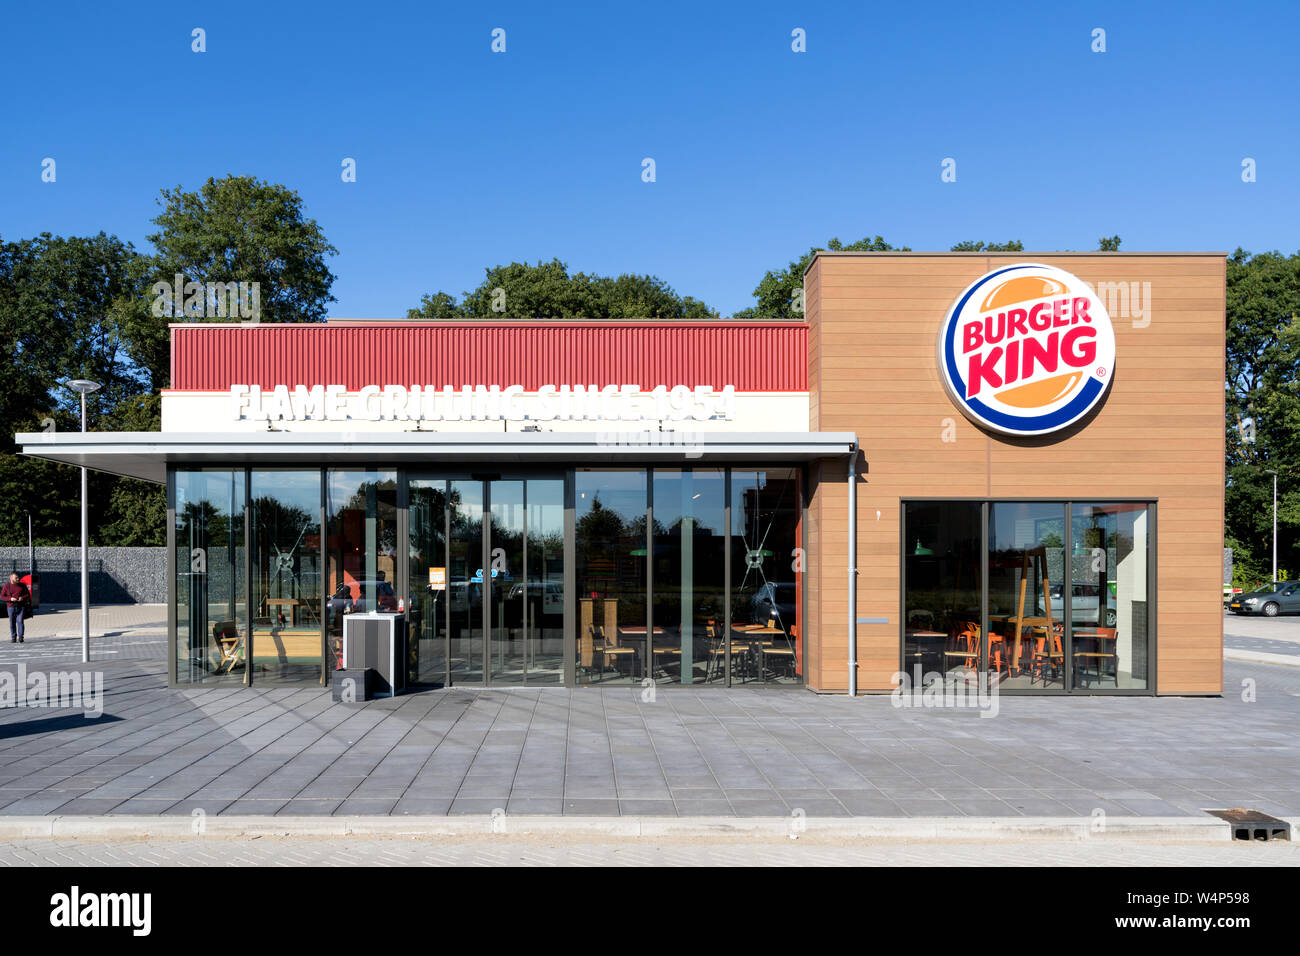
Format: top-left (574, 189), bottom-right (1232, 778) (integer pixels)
top-left (66, 380), bottom-right (100, 663)
top-left (1265, 469), bottom-right (1278, 582)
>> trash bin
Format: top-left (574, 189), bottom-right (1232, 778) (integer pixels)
top-left (342, 612), bottom-right (407, 697)
top-left (331, 667), bottom-right (377, 702)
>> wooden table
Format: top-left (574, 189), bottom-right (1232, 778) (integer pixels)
top-left (266, 597), bottom-right (302, 627)
top-left (615, 627), bottom-right (665, 639)
top-left (905, 630), bottom-right (949, 678)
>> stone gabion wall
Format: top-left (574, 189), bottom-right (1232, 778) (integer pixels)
top-left (0, 547), bottom-right (166, 604)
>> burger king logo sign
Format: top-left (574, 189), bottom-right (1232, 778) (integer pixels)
top-left (937, 263), bottom-right (1116, 436)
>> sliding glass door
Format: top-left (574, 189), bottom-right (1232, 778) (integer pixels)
top-left (408, 474), bottom-right (565, 686)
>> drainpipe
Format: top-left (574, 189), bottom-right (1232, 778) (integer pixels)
top-left (847, 440), bottom-right (858, 696)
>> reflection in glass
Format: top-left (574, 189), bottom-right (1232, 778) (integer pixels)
top-left (729, 469), bottom-right (800, 683)
top-left (1071, 503), bottom-right (1149, 689)
top-left (903, 502), bottom-right (982, 687)
top-left (447, 480), bottom-right (484, 683)
top-left (652, 469), bottom-right (725, 684)
top-left (250, 470), bottom-right (323, 684)
top-left (174, 470), bottom-right (246, 684)
top-left (326, 470), bottom-right (398, 671)
top-left (575, 470), bottom-right (647, 684)
top-left (408, 479), bottom-right (449, 686)
top-left (521, 480), bottom-right (565, 684)
top-left (490, 481), bottom-right (526, 683)
top-left (989, 502), bottom-right (1067, 690)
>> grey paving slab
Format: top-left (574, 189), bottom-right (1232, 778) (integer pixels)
top-left (1, 640), bottom-right (1299, 819)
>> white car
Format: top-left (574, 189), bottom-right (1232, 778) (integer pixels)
top-left (1037, 583), bottom-right (1116, 627)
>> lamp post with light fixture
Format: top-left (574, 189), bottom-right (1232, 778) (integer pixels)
top-left (66, 379), bottom-right (100, 663)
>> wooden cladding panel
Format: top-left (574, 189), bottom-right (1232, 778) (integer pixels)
top-left (804, 254), bottom-right (1225, 694)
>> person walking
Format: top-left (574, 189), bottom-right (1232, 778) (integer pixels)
top-left (2, 572), bottom-right (30, 643)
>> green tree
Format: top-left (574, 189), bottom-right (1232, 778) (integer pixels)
top-left (0, 232), bottom-right (148, 416)
top-left (1225, 249), bottom-right (1300, 583)
top-left (1098, 235), bottom-right (1122, 251)
top-left (408, 259), bottom-right (716, 319)
top-left (93, 394), bottom-right (165, 545)
top-left (0, 232), bottom-right (151, 546)
top-left (407, 291), bottom-right (463, 318)
top-left (123, 175), bottom-right (339, 390)
top-left (734, 236), bottom-right (907, 318)
top-left (949, 240), bottom-right (1025, 252)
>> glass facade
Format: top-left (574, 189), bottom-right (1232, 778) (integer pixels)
top-left (407, 478), bottom-right (449, 686)
top-left (575, 469), bottom-right (648, 684)
top-left (177, 464), bottom-right (803, 688)
top-left (903, 501), bottom-right (982, 685)
top-left (1071, 503), bottom-right (1150, 690)
top-left (326, 470), bottom-right (398, 672)
top-left (989, 502), bottom-right (1067, 690)
top-left (249, 470), bottom-right (323, 684)
top-left (488, 478), bottom-right (565, 684)
top-left (446, 480), bottom-right (485, 684)
top-left (728, 469), bottom-right (801, 684)
top-left (173, 469), bottom-right (246, 685)
top-left (652, 468), bottom-right (725, 684)
top-left (573, 467), bottom-right (801, 686)
top-left (171, 475), bottom-right (1162, 694)
top-left (901, 500), bottom-right (1154, 694)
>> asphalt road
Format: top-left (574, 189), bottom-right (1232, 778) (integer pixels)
top-left (1223, 609), bottom-right (1300, 657)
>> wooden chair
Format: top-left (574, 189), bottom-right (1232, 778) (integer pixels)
top-left (212, 620), bottom-right (243, 674)
top-left (705, 621), bottom-right (727, 681)
top-left (758, 618), bottom-right (796, 680)
top-left (1073, 626), bottom-right (1119, 687)
top-left (761, 644), bottom-right (795, 679)
top-left (1030, 623), bottom-right (1064, 686)
top-left (652, 632), bottom-right (683, 678)
top-left (591, 624), bottom-right (637, 680)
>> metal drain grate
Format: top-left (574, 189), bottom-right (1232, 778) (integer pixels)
top-left (1205, 808), bottom-right (1292, 842)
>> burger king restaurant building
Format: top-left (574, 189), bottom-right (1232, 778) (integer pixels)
top-left (17, 252), bottom-right (1226, 696)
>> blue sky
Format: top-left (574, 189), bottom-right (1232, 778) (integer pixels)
top-left (1, 1), bottom-right (1295, 317)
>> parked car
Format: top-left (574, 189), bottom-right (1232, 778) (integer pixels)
top-left (505, 581), bottom-right (564, 616)
top-left (749, 582), bottom-right (796, 627)
top-left (1229, 581), bottom-right (1300, 616)
top-left (1037, 583), bottom-right (1117, 627)
top-left (1223, 584), bottom-right (1243, 607)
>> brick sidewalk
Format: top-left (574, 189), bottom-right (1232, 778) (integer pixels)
top-left (0, 641), bottom-right (1297, 819)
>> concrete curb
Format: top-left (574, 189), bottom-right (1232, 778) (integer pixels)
top-left (0, 814), bottom-right (1261, 842)
top-left (1224, 648), bottom-right (1300, 669)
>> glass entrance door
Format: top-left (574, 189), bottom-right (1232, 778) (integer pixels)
top-left (488, 479), bottom-right (565, 684)
top-left (408, 475), bottom-right (566, 686)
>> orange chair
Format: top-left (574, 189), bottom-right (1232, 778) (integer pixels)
top-left (987, 629), bottom-right (1007, 678)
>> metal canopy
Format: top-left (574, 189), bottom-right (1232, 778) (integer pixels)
top-left (16, 430), bottom-right (859, 484)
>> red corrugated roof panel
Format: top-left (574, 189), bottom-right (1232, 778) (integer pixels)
top-left (169, 322), bottom-right (808, 392)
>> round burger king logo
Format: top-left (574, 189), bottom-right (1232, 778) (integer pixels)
top-left (937, 263), bottom-right (1116, 436)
